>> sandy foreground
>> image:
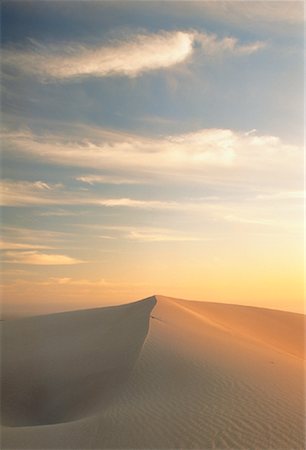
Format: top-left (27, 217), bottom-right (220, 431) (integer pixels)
top-left (1, 295), bottom-right (305, 449)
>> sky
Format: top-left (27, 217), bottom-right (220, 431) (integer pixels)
top-left (1, 1), bottom-right (304, 317)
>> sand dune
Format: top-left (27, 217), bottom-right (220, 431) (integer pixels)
top-left (1, 295), bottom-right (305, 449)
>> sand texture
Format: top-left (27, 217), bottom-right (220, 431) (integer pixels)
top-left (1, 295), bottom-right (305, 449)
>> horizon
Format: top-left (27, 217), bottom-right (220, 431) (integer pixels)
top-left (2, 293), bottom-right (304, 321)
top-left (1, 1), bottom-right (304, 317)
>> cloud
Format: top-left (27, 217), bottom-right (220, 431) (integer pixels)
top-left (164, 2), bottom-right (304, 31)
top-left (2, 125), bottom-right (301, 232)
top-left (2, 226), bottom-right (73, 243)
top-left (0, 180), bottom-right (65, 206)
top-left (96, 225), bottom-right (205, 242)
top-left (5, 128), bottom-right (237, 173)
top-left (3, 250), bottom-right (85, 265)
top-left (7, 179), bottom-right (284, 220)
top-left (76, 175), bottom-right (143, 185)
top-left (0, 241), bottom-right (53, 250)
top-left (195, 32), bottom-right (265, 56)
top-left (223, 214), bottom-right (275, 226)
top-left (256, 191), bottom-right (305, 201)
top-left (38, 209), bottom-right (84, 217)
top-left (2, 277), bottom-right (146, 293)
top-left (96, 198), bottom-right (181, 209)
top-left (0, 180), bottom-right (187, 209)
top-left (205, 2), bottom-right (304, 27)
top-left (50, 277), bottom-right (111, 286)
top-left (3, 31), bottom-right (193, 81)
top-left (3, 126), bottom-right (300, 191)
top-left (2, 30), bottom-right (264, 81)
top-left (124, 230), bottom-right (199, 242)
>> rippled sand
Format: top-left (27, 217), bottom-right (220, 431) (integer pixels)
top-left (1, 295), bottom-right (304, 449)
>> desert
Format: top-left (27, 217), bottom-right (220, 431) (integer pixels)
top-left (1, 295), bottom-right (304, 449)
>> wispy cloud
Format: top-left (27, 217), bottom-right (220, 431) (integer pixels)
top-left (256, 191), bottom-right (305, 201)
top-left (7, 180), bottom-right (284, 220)
top-left (96, 198), bottom-right (182, 209)
top-left (2, 226), bottom-right (73, 243)
top-left (50, 277), bottom-right (111, 286)
top-left (38, 209), bottom-right (84, 217)
top-left (201, 2), bottom-right (304, 27)
top-left (4, 128), bottom-right (237, 173)
top-left (195, 32), bottom-right (265, 56)
top-left (3, 250), bottom-right (85, 265)
top-left (3, 126), bottom-right (300, 190)
top-left (96, 225), bottom-right (205, 242)
top-left (76, 175), bottom-right (143, 185)
top-left (0, 241), bottom-right (53, 250)
top-left (3, 31), bottom-right (193, 81)
top-left (123, 230), bottom-right (199, 242)
top-left (223, 214), bottom-right (275, 227)
top-left (2, 30), bottom-right (264, 81)
top-left (0, 180), bottom-right (64, 206)
top-left (2, 276), bottom-right (146, 291)
top-left (0, 180), bottom-right (188, 209)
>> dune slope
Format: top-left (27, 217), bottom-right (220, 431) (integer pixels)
top-left (1, 295), bottom-right (305, 449)
top-left (1, 296), bottom-right (156, 427)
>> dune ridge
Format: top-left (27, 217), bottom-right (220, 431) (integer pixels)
top-left (1, 295), bottom-right (305, 449)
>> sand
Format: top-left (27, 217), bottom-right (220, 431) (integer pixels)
top-left (1, 295), bottom-right (305, 449)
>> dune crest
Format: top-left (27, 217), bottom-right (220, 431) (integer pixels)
top-left (1, 295), bottom-right (305, 449)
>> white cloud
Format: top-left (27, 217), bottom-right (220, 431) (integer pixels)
top-left (125, 230), bottom-right (199, 242)
top-left (76, 175), bottom-right (143, 185)
top-left (1, 126), bottom-right (302, 233)
top-left (2, 30), bottom-right (264, 81)
top-left (3, 126), bottom-right (300, 191)
top-left (96, 198), bottom-right (180, 209)
top-left (6, 128), bottom-right (235, 173)
top-left (4, 250), bottom-right (85, 265)
top-left (3, 31), bottom-right (193, 80)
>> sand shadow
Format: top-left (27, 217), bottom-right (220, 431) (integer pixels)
top-left (1, 296), bottom-right (156, 427)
